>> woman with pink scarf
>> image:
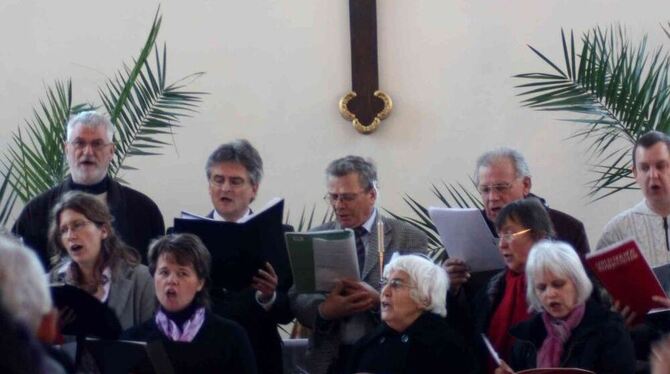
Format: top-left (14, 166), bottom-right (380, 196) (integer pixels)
top-left (122, 234), bottom-right (257, 373)
top-left (497, 240), bottom-right (635, 373)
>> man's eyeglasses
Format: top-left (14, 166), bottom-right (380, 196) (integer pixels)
top-left (498, 228), bottom-right (531, 243)
top-left (68, 139), bottom-right (112, 152)
top-left (323, 191), bottom-right (368, 204)
top-left (209, 176), bottom-right (248, 189)
top-left (59, 220), bottom-right (93, 237)
top-left (379, 278), bottom-right (416, 291)
top-left (477, 182), bottom-right (514, 195)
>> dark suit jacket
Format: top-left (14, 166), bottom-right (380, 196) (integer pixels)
top-left (289, 214), bottom-right (428, 374)
top-left (201, 210), bottom-right (294, 374)
top-left (12, 177), bottom-right (165, 268)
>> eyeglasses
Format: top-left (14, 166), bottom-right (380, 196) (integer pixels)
top-left (68, 139), bottom-right (112, 152)
top-left (477, 182), bottom-right (517, 195)
top-left (379, 278), bottom-right (416, 291)
top-left (498, 228), bottom-right (532, 243)
top-left (209, 176), bottom-right (248, 189)
top-left (59, 219), bottom-right (93, 237)
top-left (323, 190), bottom-right (368, 204)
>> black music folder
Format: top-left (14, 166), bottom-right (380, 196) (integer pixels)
top-left (50, 284), bottom-right (121, 339)
top-left (173, 198), bottom-right (285, 292)
top-left (84, 338), bottom-right (174, 374)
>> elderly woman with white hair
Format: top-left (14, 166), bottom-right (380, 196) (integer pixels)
top-left (348, 253), bottom-right (475, 374)
top-left (0, 233), bottom-right (74, 373)
top-left (498, 240), bottom-right (635, 373)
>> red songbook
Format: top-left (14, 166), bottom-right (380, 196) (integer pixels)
top-left (586, 238), bottom-right (667, 324)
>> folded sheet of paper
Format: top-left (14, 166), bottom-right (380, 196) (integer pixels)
top-left (429, 207), bottom-right (504, 272)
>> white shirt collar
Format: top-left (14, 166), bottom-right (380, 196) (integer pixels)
top-left (212, 208), bottom-right (252, 223)
top-left (360, 208), bottom-right (377, 233)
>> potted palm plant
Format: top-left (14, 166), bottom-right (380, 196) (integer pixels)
top-left (0, 8), bottom-right (205, 226)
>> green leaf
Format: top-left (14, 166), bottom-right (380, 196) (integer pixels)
top-left (515, 25), bottom-right (670, 201)
top-left (0, 6), bottom-right (206, 226)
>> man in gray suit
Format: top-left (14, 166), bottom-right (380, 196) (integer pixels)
top-left (290, 155), bottom-right (428, 374)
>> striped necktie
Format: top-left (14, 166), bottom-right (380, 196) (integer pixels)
top-left (354, 226), bottom-right (367, 275)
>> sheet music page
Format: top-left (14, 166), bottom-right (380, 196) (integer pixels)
top-left (429, 207), bottom-right (505, 272)
top-left (238, 197), bottom-right (283, 223)
top-left (313, 236), bottom-right (360, 291)
top-left (179, 211), bottom-right (213, 220)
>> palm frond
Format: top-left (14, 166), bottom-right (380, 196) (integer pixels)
top-left (515, 26), bottom-right (670, 201)
top-left (0, 166), bottom-right (19, 226)
top-left (1, 80), bottom-right (86, 202)
top-left (285, 204), bottom-right (334, 232)
top-left (0, 6), bottom-right (205, 227)
top-left (102, 11), bottom-right (206, 176)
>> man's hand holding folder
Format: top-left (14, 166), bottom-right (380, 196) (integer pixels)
top-left (251, 262), bottom-right (279, 304)
top-left (318, 279), bottom-right (379, 320)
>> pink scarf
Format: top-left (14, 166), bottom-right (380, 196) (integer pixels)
top-left (537, 303), bottom-right (586, 368)
top-left (155, 307), bottom-right (206, 342)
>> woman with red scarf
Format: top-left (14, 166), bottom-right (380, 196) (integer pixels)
top-left (445, 197), bottom-right (555, 373)
top-left (498, 240), bottom-right (635, 373)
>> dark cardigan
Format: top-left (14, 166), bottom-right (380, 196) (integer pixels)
top-left (508, 299), bottom-right (636, 374)
top-left (348, 312), bottom-right (476, 374)
top-left (122, 311), bottom-right (257, 374)
top-left (12, 176), bottom-right (165, 267)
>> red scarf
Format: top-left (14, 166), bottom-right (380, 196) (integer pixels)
top-left (487, 271), bottom-right (530, 372)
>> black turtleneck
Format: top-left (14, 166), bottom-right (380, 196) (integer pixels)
top-left (161, 302), bottom-right (200, 330)
top-left (68, 175), bottom-right (110, 195)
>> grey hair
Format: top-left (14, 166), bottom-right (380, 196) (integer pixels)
top-left (525, 240), bottom-right (593, 313)
top-left (474, 147), bottom-right (531, 185)
top-left (205, 139), bottom-right (264, 186)
top-left (326, 155), bottom-right (378, 190)
top-left (66, 111), bottom-right (114, 143)
top-left (383, 253), bottom-right (449, 317)
top-left (0, 234), bottom-right (52, 334)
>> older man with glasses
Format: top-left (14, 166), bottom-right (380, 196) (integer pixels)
top-left (444, 147), bottom-right (589, 299)
top-left (290, 155), bottom-right (428, 374)
top-left (12, 111), bottom-right (164, 268)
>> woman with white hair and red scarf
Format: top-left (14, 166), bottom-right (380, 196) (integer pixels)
top-left (348, 253), bottom-right (475, 374)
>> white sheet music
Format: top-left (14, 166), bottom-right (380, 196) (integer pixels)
top-left (429, 207), bottom-right (505, 272)
top-left (313, 235), bottom-right (360, 291)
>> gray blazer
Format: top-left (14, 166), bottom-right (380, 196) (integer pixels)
top-left (107, 261), bottom-right (156, 330)
top-left (289, 214), bottom-right (428, 374)
top-left (50, 260), bottom-right (156, 331)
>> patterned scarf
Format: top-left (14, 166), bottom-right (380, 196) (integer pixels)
top-left (155, 306), bottom-right (206, 342)
top-left (537, 303), bottom-right (586, 368)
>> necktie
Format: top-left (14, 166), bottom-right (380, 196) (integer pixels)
top-left (354, 226), bottom-right (367, 275)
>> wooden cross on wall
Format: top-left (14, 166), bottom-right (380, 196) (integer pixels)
top-left (339, 0), bottom-right (392, 134)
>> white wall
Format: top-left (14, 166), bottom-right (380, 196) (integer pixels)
top-left (1, 0), bottom-right (669, 247)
